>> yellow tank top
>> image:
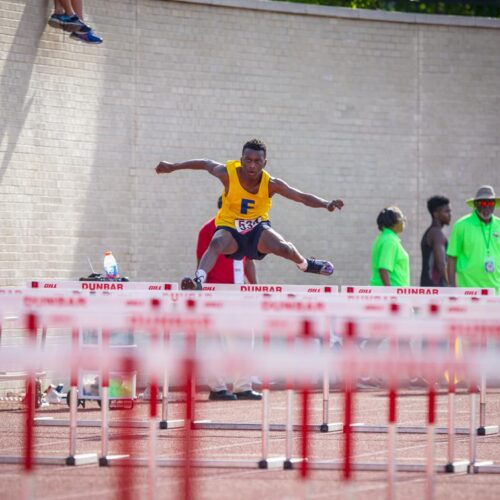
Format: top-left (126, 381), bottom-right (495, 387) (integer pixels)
top-left (215, 160), bottom-right (272, 229)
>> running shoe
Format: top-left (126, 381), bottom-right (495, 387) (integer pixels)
top-left (44, 385), bottom-right (63, 404)
top-left (70, 28), bottom-right (103, 44)
top-left (356, 377), bottom-right (384, 390)
top-left (408, 377), bottom-right (429, 389)
top-left (48, 13), bottom-right (87, 32)
top-left (234, 390), bottom-right (263, 400)
top-left (208, 390), bottom-right (237, 401)
top-left (305, 258), bottom-right (334, 276)
top-left (181, 277), bottom-right (203, 290)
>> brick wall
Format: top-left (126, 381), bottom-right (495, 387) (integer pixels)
top-left (1, 0), bottom-right (499, 288)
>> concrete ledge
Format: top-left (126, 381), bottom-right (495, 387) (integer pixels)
top-left (171, 0), bottom-right (500, 28)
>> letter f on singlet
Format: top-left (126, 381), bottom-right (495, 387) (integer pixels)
top-left (240, 198), bottom-right (255, 215)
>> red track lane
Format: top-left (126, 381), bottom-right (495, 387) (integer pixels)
top-left (3, 388), bottom-right (500, 499)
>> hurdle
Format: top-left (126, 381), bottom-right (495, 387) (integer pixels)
top-left (187, 283), bottom-right (344, 435)
top-left (28, 279), bottom-right (177, 292)
top-left (217, 309), bottom-right (500, 482)
top-left (168, 290), bottom-right (458, 468)
top-left (340, 285), bottom-right (498, 440)
top-left (330, 316), bottom-right (498, 472)
top-left (341, 284), bottom-right (495, 298)
top-left (289, 334), bottom-right (484, 493)
top-left (125, 294), bottom-right (295, 471)
top-left (24, 281), bottom-right (185, 433)
top-left (0, 312), bottom-right (97, 467)
top-left (434, 301), bottom-right (500, 447)
top-left (437, 306), bottom-right (500, 475)
top-left (102, 296), bottom-right (331, 471)
top-left (0, 290), bottom-right (183, 468)
top-left (165, 288), bottom-right (419, 442)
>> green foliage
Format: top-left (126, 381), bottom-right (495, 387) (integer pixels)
top-left (274, 0), bottom-right (500, 17)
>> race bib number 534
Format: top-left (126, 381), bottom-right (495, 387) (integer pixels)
top-left (235, 218), bottom-right (262, 234)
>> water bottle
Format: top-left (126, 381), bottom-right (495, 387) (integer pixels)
top-left (103, 251), bottom-right (119, 278)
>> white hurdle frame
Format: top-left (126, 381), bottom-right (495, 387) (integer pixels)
top-left (26, 282), bottom-right (184, 433)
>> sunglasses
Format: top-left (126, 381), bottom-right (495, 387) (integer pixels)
top-left (476, 200), bottom-right (496, 208)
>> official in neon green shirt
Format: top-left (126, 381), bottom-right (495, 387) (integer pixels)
top-left (370, 206), bottom-right (410, 286)
top-left (447, 185), bottom-right (500, 291)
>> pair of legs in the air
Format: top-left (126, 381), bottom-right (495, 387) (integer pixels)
top-left (182, 227), bottom-right (333, 290)
top-left (48, 0), bottom-right (103, 44)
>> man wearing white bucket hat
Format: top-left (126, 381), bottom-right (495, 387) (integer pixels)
top-left (447, 185), bottom-right (500, 291)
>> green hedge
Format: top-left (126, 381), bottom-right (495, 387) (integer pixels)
top-left (274, 1), bottom-right (500, 18)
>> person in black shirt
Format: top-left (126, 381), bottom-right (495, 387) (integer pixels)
top-left (420, 196), bottom-right (452, 286)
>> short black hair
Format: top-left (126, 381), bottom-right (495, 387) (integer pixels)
top-left (376, 206), bottom-right (405, 230)
top-left (427, 195), bottom-right (449, 216)
top-left (242, 138), bottom-right (267, 158)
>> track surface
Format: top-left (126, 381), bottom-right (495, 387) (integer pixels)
top-left (2, 388), bottom-right (500, 499)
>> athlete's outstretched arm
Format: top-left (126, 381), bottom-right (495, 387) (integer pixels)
top-left (269, 178), bottom-right (344, 212)
top-left (155, 159), bottom-right (228, 185)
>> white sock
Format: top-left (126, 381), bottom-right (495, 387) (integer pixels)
top-left (195, 269), bottom-right (207, 283)
top-left (297, 258), bottom-right (308, 271)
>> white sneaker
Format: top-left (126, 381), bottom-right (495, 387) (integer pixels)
top-left (45, 386), bottom-right (62, 404)
top-left (356, 377), bottom-right (383, 390)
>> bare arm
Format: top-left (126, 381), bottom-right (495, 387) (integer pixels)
top-left (378, 269), bottom-right (391, 286)
top-left (269, 178), bottom-right (344, 212)
top-left (244, 259), bottom-right (257, 284)
top-left (429, 229), bottom-right (449, 285)
top-left (447, 256), bottom-right (457, 287)
top-left (155, 159), bottom-right (228, 188)
top-left (379, 269), bottom-right (391, 286)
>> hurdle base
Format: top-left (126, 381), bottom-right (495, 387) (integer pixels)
top-left (0, 455), bottom-right (95, 466)
top-left (320, 422), bottom-right (343, 433)
top-left (283, 458), bottom-right (305, 470)
top-left (468, 460), bottom-right (495, 474)
top-left (108, 456), bottom-right (280, 469)
top-left (308, 461), bottom-right (458, 472)
top-left (469, 462), bottom-right (500, 474)
top-left (258, 457), bottom-right (286, 470)
top-left (35, 416), bottom-right (183, 430)
top-left (477, 425), bottom-right (499, 436)
top-left (158, 419), bottom-right (184, 430)
top-left (192, 420), bottom-right (342, 433)
top-left (99, 454), bottom-right (130, 467)
top-left (65, 453), bottom-right (98, 466)
top-left (349, 423), bottom-right (470, 435)
top-left (444, 460), bottom-right (469, 473)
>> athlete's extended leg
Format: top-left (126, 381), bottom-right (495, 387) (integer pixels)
top-left (199, 230), bottom-right (238, 277)
top-left (257, 227), bottom-right (303, 264)
top-left (181, 229), bottom-right (238, 290)
top-left (256, 227), bottom-right (334, 276)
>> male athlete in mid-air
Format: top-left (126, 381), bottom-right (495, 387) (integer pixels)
top-left (155, 139), bottom-right (344, 289)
